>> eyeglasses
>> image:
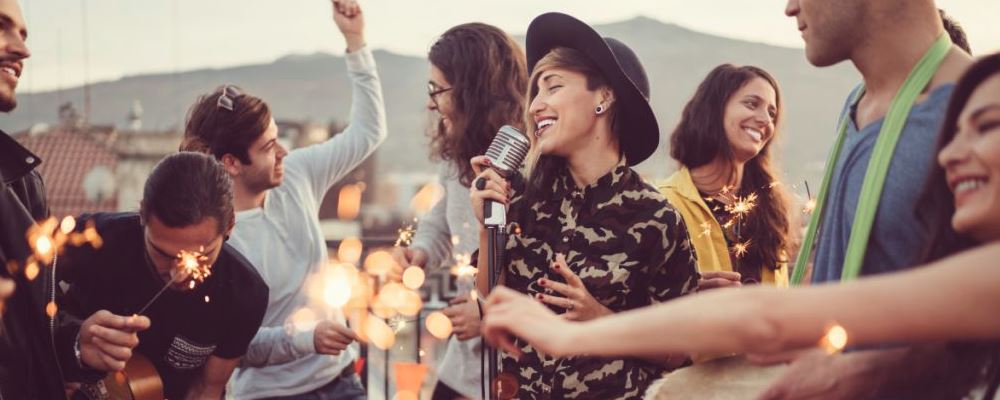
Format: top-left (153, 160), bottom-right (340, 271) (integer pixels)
top-left (427, 83), bottom-right (452, 108)
top-left (216, 85), bottom-right (242, 111)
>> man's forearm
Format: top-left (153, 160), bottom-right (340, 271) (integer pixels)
top-left (344, 33), bottom-right (364, 53)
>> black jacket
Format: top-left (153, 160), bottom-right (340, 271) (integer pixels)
top-left (0, 131), bottom-right (95, 399)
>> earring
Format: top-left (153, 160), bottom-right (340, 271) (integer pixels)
top-left (595, 104), bottom-right (605, 115)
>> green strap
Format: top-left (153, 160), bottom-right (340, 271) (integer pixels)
top-left (792, 34), bottom-right (952, 285)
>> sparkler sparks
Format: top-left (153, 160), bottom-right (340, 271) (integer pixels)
top-left (26, 217), bottom-right (98, 266)
top-left (732, 240), bottom-right (752, 259)
top-left (178, 249), bottom-right (212, 285)
top-left (395, 223), bottom-right (416, 247)
top-left (803, 198), bottom-right (817, 214)
top-left (136, 249), bottom-right (212, 315)
top-left (725, 192), bottom-right (759, 218)
top-left (21, 216), bottom-right (103, 280)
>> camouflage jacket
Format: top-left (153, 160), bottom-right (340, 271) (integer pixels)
top-left (498, 158), bottom-right (699, 400)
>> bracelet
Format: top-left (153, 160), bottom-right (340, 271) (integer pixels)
top-left (74, 330), bottom-right (84, 368)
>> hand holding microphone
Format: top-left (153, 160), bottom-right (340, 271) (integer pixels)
top-left (470, 157), bottom-right (510, 228)
top-left (470, 125), bottom-right (529, 228)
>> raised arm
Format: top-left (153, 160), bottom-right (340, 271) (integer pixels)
top-left (282, 0), bottom-right (387, 203)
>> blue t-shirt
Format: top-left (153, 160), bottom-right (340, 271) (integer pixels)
top-left (811, 83), bottom-right (955, 283)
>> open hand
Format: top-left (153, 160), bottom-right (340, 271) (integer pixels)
top-left (535, 254), bottom-right (612, 321)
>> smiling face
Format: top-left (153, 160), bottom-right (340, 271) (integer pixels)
top-left (529, 67), bottom-right (610, 157)
top-left (0, 0), bottom-right (29, 112)
top-left (939, 74), bottom-right (1000, 243)
top-left (723, 77), bottom-right (778, 162)
top-left (427, 64), bottom-right (456, 136)
top-left (233, 119), bottom-right (287, 193)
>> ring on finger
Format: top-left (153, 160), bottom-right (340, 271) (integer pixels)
top-left (475, 177), bottom-right (487, 190)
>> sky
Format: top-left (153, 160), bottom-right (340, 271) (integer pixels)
top-left (17, 0), bottom-right (1000, 94)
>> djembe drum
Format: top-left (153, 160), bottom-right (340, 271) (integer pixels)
top-left (645, 355), bottom-right (788, 400)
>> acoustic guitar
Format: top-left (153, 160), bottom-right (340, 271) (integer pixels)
top-left (76, 353), bottom-right (164, 400)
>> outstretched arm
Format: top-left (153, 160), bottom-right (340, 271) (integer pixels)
top-left (484, 242), bottom-right (1000, 358)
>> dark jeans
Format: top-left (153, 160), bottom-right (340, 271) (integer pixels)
top-left (262, 372), bottom-right (366, 400)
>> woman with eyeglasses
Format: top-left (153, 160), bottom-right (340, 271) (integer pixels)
top-left (388, 23), bottom-right (527, 400)
top-left (469, 13), bottom-right (698, 399)
top-left (482, 52), bottom-right (1000, 400)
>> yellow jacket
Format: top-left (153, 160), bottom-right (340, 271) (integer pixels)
top-left (658, 167), bottom-right (789, 288)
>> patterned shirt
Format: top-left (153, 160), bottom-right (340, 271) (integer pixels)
top-left (498, 158), bottom-right (699, 400)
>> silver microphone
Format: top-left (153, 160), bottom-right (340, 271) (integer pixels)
top-left (483, 125), bottom-right (529, 227)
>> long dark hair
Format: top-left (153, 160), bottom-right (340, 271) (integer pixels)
top-left (427, 23), bottom-right (527, 186)
top-left (669, 64), bottom-right (791, 281)
top-left (912, 52), bottom-right (1000, 400)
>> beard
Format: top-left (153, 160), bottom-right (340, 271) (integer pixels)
top-left (242, 167), bottom-right (281, 193)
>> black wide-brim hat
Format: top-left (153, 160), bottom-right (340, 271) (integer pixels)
top-left (526, 12), bottom-right (658, 166)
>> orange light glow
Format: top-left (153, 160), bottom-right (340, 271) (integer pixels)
top-left (338, 237), bottom-right (363, 265)
top-left (402, 266), bottom-right (425, 289)
top-left (410, 182), bottom-right (443, 217)
top-left (364, 250), bottom-right (397, 277)
top-left (426, 311), bottom-right (453, 339)
top-left (820, 323), bottom-right (849, 354)
top-left (365, 316), bottom-right (395, 350)
top-left (397, 289), bottom-right (423, 317)
top-left (337, 184), bottom-right (363, 220)
top-left (24, 261), bottom-right (39, 281)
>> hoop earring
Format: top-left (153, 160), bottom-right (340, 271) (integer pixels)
top-left (595, 104), bottom-right (605, 115)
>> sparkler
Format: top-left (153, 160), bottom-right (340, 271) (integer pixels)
top-left (725, 192), bottom-right (759, 219)
top-left (136, 249), bottom-right (211, 315)
top-left (732, 240), bottom-right (752, 259)
top-left (802, 180), bottom-right (817, 214)
top-left (2, 217), bottom-right (103, 318)
top-left (716, 190), bottom-right (759, 258)
top-left (395, 223), bottom-right (416, 247)
top-left (24, 216), bottom-right (102, 270)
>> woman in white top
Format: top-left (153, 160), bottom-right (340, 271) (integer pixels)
top-left (390, 22), bottom-right (527, 400)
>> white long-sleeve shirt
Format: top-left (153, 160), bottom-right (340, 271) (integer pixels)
top-left (226, 46), bottom-right (387, 399)
top-left (409, 164), bottom-right (484, 399)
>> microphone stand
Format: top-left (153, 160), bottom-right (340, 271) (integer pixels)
top-left (484, 200), bottom-right (508, 400)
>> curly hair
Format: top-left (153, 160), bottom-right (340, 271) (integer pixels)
top-left (427, 23), bottom-right (528, 186)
